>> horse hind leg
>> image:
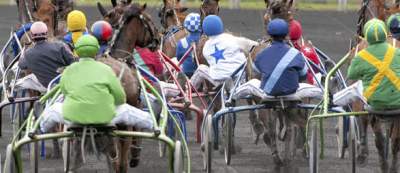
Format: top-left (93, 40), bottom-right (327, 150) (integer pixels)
top-left (389, 118), bottom-right (400, 173)
top-left (247, 99), bottom-right (263, 144)
top-left (260, 109), bottom-right (283, 166)
top-left (357, 116), bottom-right (369, 165)
top-left (372, 117), bottom-right (389, 173)
top-left (129, 136), bottom-right (142, 168)
top-left (390, 137), bottom-right (400, 173)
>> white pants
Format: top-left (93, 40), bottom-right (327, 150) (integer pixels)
top-left (233, 79), bottom-right (323, 100)
top-left (40, 103), bottom-right (153, 133)
top-left (190, 65), bottom-right (223, 89)
top-left (333, 81), bottom-right (366, 106)
top-left (233, 79), bottom-right (266, 99)
top-left (159, 81), bottom-right (181, 97)
top-left (15, 74), bottom-right (47, 92)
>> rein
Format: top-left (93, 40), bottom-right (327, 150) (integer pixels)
top-left (107, 11), bottom-right (157, 55)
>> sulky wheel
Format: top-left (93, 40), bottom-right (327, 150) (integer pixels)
top-left (29, 141), bottom-right (39, 173)
top-left (309, 122), bottom-right (318, 173)
top-left (349, 117), bottom-right (358, 173)
top-left (4, 144), bottom-right (16, 173)
top-left (63, 138), bottom-right (71, 173)
top-left (223, 113), bottom-right (234, 165)
top-left (202, 114), bottom-right (213, 173)
top-left (173, 141), bottom-right (184, 173)
top-left (336, 116), bottom-right (348, 158)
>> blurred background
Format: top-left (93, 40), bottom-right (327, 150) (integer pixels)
top-left (0, 0), bottom-right (361, 11)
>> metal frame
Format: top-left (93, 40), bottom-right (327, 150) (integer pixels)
top-left (3, 67), bottom-right (192, 173)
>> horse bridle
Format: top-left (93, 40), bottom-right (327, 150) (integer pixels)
top-left (108, 10), bottom-right (158, 59)
top-left (200, 1), bottom-right (219, 19)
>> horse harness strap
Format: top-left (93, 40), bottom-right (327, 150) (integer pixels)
top-left (358, 46), bottom-right (400, 99)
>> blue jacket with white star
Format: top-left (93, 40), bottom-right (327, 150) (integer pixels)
top-left (254, 41), bottom-right (307, 96)
top-left (176, 32), bottom-right (201, 77)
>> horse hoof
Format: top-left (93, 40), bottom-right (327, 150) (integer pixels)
top-left (272, 152), bottom-right (283, 166)
top-left (232, 144), bottom-right (242, 154)
top-left (252, 123), bottom-right (264, 136)
top-left (390, 167), bottom-right (398, 173)
top-left (357, 154), bottom-right (368, 167)
top-left (381, 160), bottom-right (389, 173)
top-left (129, 158), bottom-right (140, 168)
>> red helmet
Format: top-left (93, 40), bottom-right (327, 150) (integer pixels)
top-left (90, 20), bottom-right (113, 42)
top-left (300, 44), bottom-right (319, 65)
top-left (289, 19), bottom-right (302, 41)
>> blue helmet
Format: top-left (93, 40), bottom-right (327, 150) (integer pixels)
top-left (202, 15), bottom-right (224, 36)
top-left (184, 13), bottom-right (201, 32)
top-left (267, 18), bottom-right (289, 37)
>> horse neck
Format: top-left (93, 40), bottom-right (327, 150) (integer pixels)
top-left (373, 0), bottom-right (386, 20)
top-left (110, 27), bottom-right (137, 59)
top-left (166, 15), bottom-right (179, 29)
top-left (18, 0), bottom-right (35, 23)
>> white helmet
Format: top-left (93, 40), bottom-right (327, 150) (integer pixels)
top-left (30, 21), bottom-right (48, 39)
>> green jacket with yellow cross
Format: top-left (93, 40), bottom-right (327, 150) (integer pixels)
top-left (348, 42), bottom-right (400, 110)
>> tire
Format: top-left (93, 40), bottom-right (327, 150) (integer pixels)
top-left (336, 116), bottom-right (346, 158)
top-left (63, 139), bottom-right (71, 173)
top-left (203, 115), bottom-right (213, 173)
top-left (349, 117), bottom-right (357, 173)
top-left (174, 141), bottom-right (184, 173)
top-left (224, 114), bottom-right (233, 165)
top-left (4, 144), bottom-right (15, 173)
top-left (30, 142), bottom-right (39, 173)
top-left (309, 122), bottom-right (318, 173)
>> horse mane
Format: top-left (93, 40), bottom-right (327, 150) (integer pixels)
top-left (269, 1), bottom-right (290, 21)
top-left (121, 3), bottom-right (142, 24)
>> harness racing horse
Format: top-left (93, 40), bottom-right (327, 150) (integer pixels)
top-left (51, 0), bottom-right (74, 36)
top-left (248, 0), bottom-right (325, 166)
top-left (96, 3), bottom-right (159, 172)
top-left (159, 0), bottom-right (188, 59)
top-left (200, 0), bottom-right (220, 20)
top-left (97, 0), bottom-right (133, 29)
top-left (16, 0), bottom-right (57, 37)
top-left (348, 0), bottom-right (400, 172)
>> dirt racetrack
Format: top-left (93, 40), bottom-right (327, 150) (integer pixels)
top-left (0, 4), bottom-right (383, 173)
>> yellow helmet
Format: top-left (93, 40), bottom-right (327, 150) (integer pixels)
top-left (67, 10), bottom-right (87, 32)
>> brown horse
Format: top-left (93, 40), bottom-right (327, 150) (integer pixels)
top-left (96, 3), bottom-right (159, 172)
top-left (200, 0), bottom-right (220, 20)
top-left (159, 0), bottom-right (189, 59)
top-left (349, 0), bottom-right (400, 172)
top-left (16, 0), bottom-right (57, 36)
top-left (51, 0), bottom-right (74, 36)
top-left (247, 0), bottom-right (321, 166)
top-left (97, 0), bottom-right (135, 29)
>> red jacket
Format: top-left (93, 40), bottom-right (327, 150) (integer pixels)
top-left (135, 47), bottom-right (164, 75)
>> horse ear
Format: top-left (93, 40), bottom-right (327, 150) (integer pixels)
top-left (142, 3), bottom-right (147, 11)
top-left (288, 0), bottom-right (295, 9)
top-left (97, 2), bottom-right (107, 17)
top-left (111, 0), bottom-right (117, 7)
